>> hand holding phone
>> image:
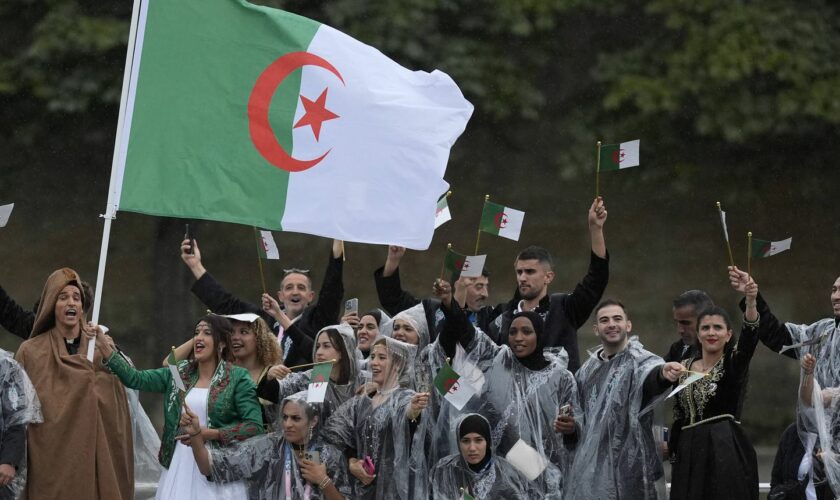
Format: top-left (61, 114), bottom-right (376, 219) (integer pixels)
top-left (362, 455), bottom-right (376, 475)
top-left (559, 404), bottom-right (572, 417)
top-left (345, 298), bottom-right (359, 315)
top-left (184, 224), bottom-right (194, 255)
top-left (303, 450), bottom-right (321, 464)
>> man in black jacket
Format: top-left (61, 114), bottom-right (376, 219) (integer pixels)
top-left (180, 238), bottom-right (343, 368)
top-left (487, 197), bottom-right (609, 373)
top-left (663, 290), bottom-right (714, 362)
top-left (373, 245), bottom-right (503, 340)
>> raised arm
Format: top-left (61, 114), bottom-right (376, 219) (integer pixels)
top-left (0, 284), bottom-right (35, 340)
top-left (305, 240), bottom-right (345, 334)
top-left (561, 199), bottom-right (610, 330)
top-left (730, 266), bottom-right (795, 358)
top-left (374, 246), bottom-right (422, 316)
top-left (433, 279), bottom-right (476, 358)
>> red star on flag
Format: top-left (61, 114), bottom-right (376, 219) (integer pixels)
top-left (294, 88), bottom-right (340, 141)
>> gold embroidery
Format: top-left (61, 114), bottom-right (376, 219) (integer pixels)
top-left (677, 357), bottom-right (724, 424)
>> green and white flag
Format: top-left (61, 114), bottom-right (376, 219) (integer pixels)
top-left (750, 237), bottom-right (792, 258)
top-left (256, 229), bottom-right (280, 260)
top-left (599, 140), bottom-right (640, 171)
top-left (0, 203), bottom-right (13, 228)
top-left (479, 201), bottom-right (524, 241)
top-left (443, 247), bottom-right (468, 280)
top-left (307, 361), bottom-right (333, 403)
top-left (433, 361), bottom-right (476, 410)
top-left (718, 208), bottom-right (730, 243)
top-left (168, 349), bottom-right (186, 392)
top-left (113, 0), bottom-right (473, 250)
top-left (434, 195), bottom-right (451, 229)
top-left (460, 491), bottom-right (474, 500)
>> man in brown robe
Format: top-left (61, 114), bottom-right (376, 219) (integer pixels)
top-left (15, 268), bottom-right (133, 499)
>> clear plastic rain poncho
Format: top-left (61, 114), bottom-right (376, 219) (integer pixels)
top-left (379, 304), bottom-right (430, 391)
top-left (320, 336), bottom-right (419, 500)
top-left (564, 336), bottom-right (665, 500)
top-left (0, 349), bottom-right (42, 499)
top-left (271, 324), bottom-right (363, 426)
top-left (429, 413), bottom-right (537, 499)
top-left (412, 308), bottom-right (579, 500)
top-left (207, 391), bottom-right (351, 499)
top-left (790, 319), bottom-right (840, 494)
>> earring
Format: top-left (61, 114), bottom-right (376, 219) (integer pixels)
top-left (307, 425), bottom-right (314, 443)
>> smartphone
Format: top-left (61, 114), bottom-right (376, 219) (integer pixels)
top-left (345, 298), bottom-right (358, 315)
top-left (304, 450), bottom-right (321, 464)
top-left (184, 223), bottom-right (194, 255)
top-left (559, 404), bottom-right (572, 417)
top-left (362, 455), bottom-right (376, 475)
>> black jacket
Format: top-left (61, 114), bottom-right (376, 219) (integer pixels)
top-left (373, 266), bottom-right (504, 340)
top-left (191, 250), bottom-right (343, 368)
top-left (488, 252), bottom-right (609, 373)
top-left (0, 285), bottom-right (34, 339)
top-left (663, 339), bottom-right (695, 363)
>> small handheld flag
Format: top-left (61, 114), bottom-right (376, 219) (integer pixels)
top-left (433, 361), bottom-right (476, 410)
top-left (434, 192), bottom-right (452, 229)
top-left (168, 347), bottom-right (187, 393)
top-left (307, 360), bottom-right (334, 403)
top-left (256, 230), bottom-right (280, 260)
top-left (598, 140), bottom-right (640, 171)
top-left (750, 236), bottom-right (792, 258)
top-left (442, 247), bottom-right (485, 281)
top-left (715, 202), bottom-right (735, 268)
top-left (0, 203), bottom-right (13, 228)
top-left (504, 439), bottom-right (546, 480)
top-left (478, 200), bottom-right (525, 242)
top-left (666, 372), bottom-right (705, 399)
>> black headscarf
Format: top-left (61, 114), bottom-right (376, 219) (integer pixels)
top-left (510, 310), bottom-right (548, 371)
top-left (458, 413), bottom-right (493, 472)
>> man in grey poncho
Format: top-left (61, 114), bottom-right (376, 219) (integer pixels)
top-left (565, 299), bottom-right (682, 500)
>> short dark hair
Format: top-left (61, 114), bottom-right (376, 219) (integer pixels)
top-left (672, 290), bottom-right (714, 313)
top-left (595, 299), bottom-right (629, 319)
top-left (696, 306), bottom-right (733, 331)
top-left (280, 270), bottom-right (313, 290)
top-left (515, 246), bottom-right (553, 270)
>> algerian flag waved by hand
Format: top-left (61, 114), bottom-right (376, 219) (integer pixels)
top-left (442, 247), bottom-right (485, 281)
top-left (599, 140), bottom-right (640, 171)
top-left (256, 230), bottom-right (280, 260)
top-left (666, 371), bottom-right (705, 399)
top-left (168, 349), bottom-right (187, 393)
top-left (433, 361), bottom-right (476, 410)
top-left (114, 0), bottom-right (473, 250)
top-left (479, 200), bottom-right (524, 241)
top-left (0, 203), bottom-right (13, 228)
top-left (307, 360), bottom-right (333, 403)
top-left (435, 194), bottom-right (452, 229)
top-left (750, 236), bottom-right (792, 258)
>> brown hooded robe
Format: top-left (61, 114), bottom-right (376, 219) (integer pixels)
top-left (14, 268), bottom-right (133, 499)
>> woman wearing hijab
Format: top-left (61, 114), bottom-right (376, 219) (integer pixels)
top-left (430, 414), bottom-right (533, 499)
top-left (92, 314), bottom-right (264, 499)
top-left (419, 280), bottom-right (579, 499)
top-left (321, 336), bottom-right (429, 499)
top-left (14, 268), bottom-right (134, 499)
top-left (184, 391), bottom-right (351, 499)
top-left (258, 324), bottom-right (361, 425)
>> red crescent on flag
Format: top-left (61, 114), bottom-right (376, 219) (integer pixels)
top-left (248, 52), bottom-right (345, 172)
top-left (443, 377), bottom-right (457, 392)
top-left (494, 212), bottom-right (508, 229)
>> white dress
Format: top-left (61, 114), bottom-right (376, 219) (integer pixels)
top-left (155, 388), bottom-right (248, 500)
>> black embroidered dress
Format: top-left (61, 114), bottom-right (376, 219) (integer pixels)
top-left (669, 321), bottom-right (760, 500)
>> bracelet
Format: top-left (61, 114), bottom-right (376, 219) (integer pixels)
top-left (189, 429), bottom-right (202, 438)
top-left (742, 313), bottom-right (760, 328)
top-left (318, 476), bottom-right (332, 490)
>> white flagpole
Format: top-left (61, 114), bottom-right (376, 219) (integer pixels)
top-left (87, 0), bottom-right (143, 361)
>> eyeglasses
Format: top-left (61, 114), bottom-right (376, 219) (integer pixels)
top-left (283, 268), bottom-right (311, 276)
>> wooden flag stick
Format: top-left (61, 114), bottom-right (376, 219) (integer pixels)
top-left (475, 194), bottom-right (489, 255)
top-left (440, 243), bottom-right (451, 281)
top-left (715, 202), bottom-right (736, 269)
top-left (747, 231), bottom-right (752, 278)
top-left (595, 141), bottom-right (602, 198)
top-left (286, 358), bottom-right (337, 371)
top-left (253, 227), bottom-right (268, 294)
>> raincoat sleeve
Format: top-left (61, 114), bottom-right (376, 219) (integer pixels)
top-left (320, 396), bottom-right (359, 456)
top-left (209, 432), bottom-right (276, 483)
top-left (275, 371), bottom-right (309, 403)
top-left (0, 351), bottom-right (42, 499)
top-left (0, 285), bottom-right (34, 340)
top-left (217, 373), bottom-right (265, 444)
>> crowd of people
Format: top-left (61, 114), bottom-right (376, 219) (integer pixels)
top-left (0, 197), bottom-right (838, 499)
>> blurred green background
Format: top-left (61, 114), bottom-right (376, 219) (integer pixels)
top-left (1, 1), bottom-right (839, 486)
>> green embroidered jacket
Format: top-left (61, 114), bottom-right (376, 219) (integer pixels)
top-left (106, 353), bottom-right (263, 468)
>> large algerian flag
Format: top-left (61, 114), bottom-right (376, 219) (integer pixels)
top-left (307, 360), bottom-right (333, 403)
top-left (433, 361), bottom-right (476, 410)
top-left (750, 236), bottom-right (792, 258)
top-left (479, 200), bottom-right (524, 241)
top-left (599, 140), bottom-right (640, 171)
top-left (112, 0), bottom-right (473, 250)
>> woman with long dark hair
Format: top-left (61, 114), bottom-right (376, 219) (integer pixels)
top-left (91, 314), bottom-right (263, 499)
top-left (668, 280), bottom-right (760, 499)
